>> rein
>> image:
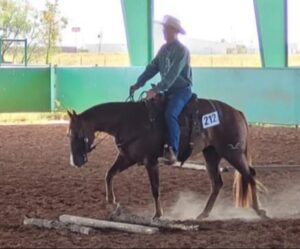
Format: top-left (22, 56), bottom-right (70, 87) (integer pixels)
top-left (81, 92), bottom-right (149, 157)
top-left (87, 133), bottom-right (110, 152)
top-left (114, 91), bottom-right (158, 150)
top-left (125, 91), bottom-right (148, 103)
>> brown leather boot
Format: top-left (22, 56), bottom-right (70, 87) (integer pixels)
top-left (159, 145), bottom-right (177, 165)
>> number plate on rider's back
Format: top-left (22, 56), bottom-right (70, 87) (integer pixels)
top-left (202, 111), bottom-right (220, 129)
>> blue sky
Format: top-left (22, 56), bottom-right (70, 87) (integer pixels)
top-left (29, 0), bottom-right (300, 48)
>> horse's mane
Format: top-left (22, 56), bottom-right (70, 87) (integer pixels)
top-left (79, 101), bottom-right (144, 120)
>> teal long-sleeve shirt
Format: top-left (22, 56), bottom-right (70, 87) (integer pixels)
top-left (136, 40), bottom-right (192, 93)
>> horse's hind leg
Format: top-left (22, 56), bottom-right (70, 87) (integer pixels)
top-left (224, 151), bottom-right (268, 218)
top-left (197, 147), bottom-right (222, 220)
top-left (145, 158), bottom-right (163, 219)
top-left (105, 153), bottom-right (135, 204)
top-left (249, 167), bottom-right (268, 218)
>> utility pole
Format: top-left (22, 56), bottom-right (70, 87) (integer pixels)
top-left (97, 30), bottom-right (103, 54)
top-left (71, 27), bottom-right (81, 52)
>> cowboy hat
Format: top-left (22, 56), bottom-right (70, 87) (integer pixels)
top-left (158, 15), bottom-right (186, 35)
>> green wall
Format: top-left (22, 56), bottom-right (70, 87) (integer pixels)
top-left (192, 68), bottom-right (299, 125)
top-left (0, 67), bottom-right (50, 112)
top-left (54, 67), bottom-right (300, 125)
top-left (54, 67), bottom-right (156, 111)
top-left (0, 66), bottom-right (300, 125)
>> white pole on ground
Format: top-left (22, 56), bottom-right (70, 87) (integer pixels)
top-left (23, 217), bottom-right (94, 235)
top-left (59, 214), bottom-right (159, 235)
top-left (173, 161), bottom-right (206, 170)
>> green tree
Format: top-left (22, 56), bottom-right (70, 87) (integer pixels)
top-left (24, 8), bottom-right (41, 63)
top-left (0, 0), bottom-right (32, 62)
top-left (40, 0), bottom-right (67, 64)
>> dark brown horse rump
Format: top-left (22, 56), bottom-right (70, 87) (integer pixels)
top-left (67, 96), bottom-right (268, 220)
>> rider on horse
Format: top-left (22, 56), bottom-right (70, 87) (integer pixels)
top-left (130, 15), bottom-right (193, 165)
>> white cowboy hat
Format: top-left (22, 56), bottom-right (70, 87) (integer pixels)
top-left (157, 15), bottom-right (186, 35)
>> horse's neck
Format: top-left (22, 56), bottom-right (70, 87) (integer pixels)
top-left (93, 114), bottom-right (118, 135)
top-left (82, 102), bottom-right (144, 135)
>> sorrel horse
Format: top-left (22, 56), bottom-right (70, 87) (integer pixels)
top-left (67, 95), bottom-right (268, 219)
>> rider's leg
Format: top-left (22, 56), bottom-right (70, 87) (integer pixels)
top-left (164, 86), bottom-right (192, 162)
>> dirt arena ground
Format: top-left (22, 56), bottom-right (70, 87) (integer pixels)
top-left (1, 124), bottom-right (300, 248)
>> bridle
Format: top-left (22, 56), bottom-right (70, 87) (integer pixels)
top-left (84, 137), bottom-right (95, 154)
top-left (69, 127), bottom-right (109, 162)
top-left (83, 133), bottom-right (108, 154)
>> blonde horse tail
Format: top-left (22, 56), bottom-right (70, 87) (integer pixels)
top-left (233, 112), bottom-right (267, 207)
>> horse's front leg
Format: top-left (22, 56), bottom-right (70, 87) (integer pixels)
top-left (105, 153), bottom-right (135, 204)
top-left (145, 159), bottom-right (163, 219)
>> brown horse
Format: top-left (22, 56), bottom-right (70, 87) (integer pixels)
top-left (67, 96), bottom-right (268, 220)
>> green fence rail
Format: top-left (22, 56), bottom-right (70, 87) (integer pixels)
top-left (0, 66), bottom-right (299, 125)
top-left (0, 67), bottom-right (50, 112)
top-left (193, 68), bottom-right (300, 125)
top-left (54, 67), bottom-right (149, 112)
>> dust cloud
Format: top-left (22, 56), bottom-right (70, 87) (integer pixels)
top-left (165, 185), bottom-right (300, 220)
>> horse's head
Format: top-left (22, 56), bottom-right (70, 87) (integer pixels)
top-left (67, 110), bottom-right (95, 168)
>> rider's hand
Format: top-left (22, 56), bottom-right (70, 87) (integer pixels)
top-left (146, 89), bottom-right (157, 100)
top-left (129, 84), bottom-right (139, 96)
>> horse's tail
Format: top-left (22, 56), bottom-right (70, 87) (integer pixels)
top-left (233, 111), bottom-right (266, 208)
top-left (233, 170), bottom-right (253, 208)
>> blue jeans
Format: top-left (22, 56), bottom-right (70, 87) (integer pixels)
top-left (165, 86), bottom-right (192, 156)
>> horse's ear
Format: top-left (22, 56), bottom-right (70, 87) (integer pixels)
top-left (72, 110), bottom-right (77, 116)
top-left (67, 110), bottom-right (72, 118)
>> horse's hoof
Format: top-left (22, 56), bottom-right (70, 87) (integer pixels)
top-left (152, 216), bottom-right (160, 221)
top-left (153, 213), bottom-right (162, 219)
top-left (257, 209), bottom-right (269, 219)
top-left (196, 212), bottom-right (209, 220)
top-left (106, 196), bottom-right (116, 204)
top-left (106, 201), bottom-right (118, 208)
top-left (153, 211), bottom-right (163, 219)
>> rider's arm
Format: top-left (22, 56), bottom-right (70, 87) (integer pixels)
top-left (155, 48), bottom-right (188, 92)
top-left (135, 53), bottom-right (160, 88)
